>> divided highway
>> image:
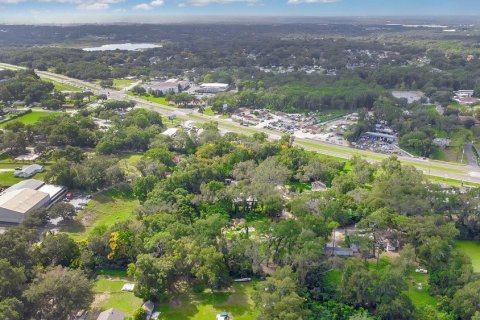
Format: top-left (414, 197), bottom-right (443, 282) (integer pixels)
top-left (2, 62), bottom-right (480, 185)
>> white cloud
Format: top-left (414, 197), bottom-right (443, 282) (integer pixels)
top-left (187, 0), bottom-right (258, 6)
top-left (36, 0), bottom-right (124, 10)
top-left (0, 0), bottom-right (24, 3)
top-left (134, 0), bottom-right (164, 10)
top-left (288, 0), bottom-right (340, 3)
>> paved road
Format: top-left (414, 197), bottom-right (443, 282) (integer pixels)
top-left (2, 62), bottom-right (480, 184)
top-left (464, 143), bottom-right (478, 167)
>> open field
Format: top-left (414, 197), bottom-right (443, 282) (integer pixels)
top-left (62, 188), bottom-right (139, 240)
top-left (113, 79), bottom-right (137, 90)
top-left (50, 80), bottom-right (82, 92)
top-left (0, 111), bottom-right (60, 128)
top-left (456, 240), bottom-right (480, 273)
top-left (406, 273), bottom-right (438, 308)
top-left (157, 282), bottom-right (259, 320)
top-left (92, 276), bottom-right (142, 316)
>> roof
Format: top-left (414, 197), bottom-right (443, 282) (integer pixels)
top-left (37, 184), bottom-right (66, 199)
top-left (0, 189), bottom-right (49, 214)
top-left (21, 164), bottom-right (44, 175)
top-left (3, 179), bottom-right (44, 193)
top-left (162, 128), bottom-right (178, 137)
top-left (200, 83), bottom-right (229, 88)
top-left (96, 308), bottom-right (126, 320)
top-left (142, 300), bottom-right (155, 313)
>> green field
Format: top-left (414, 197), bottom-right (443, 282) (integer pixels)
top-left (113, 79), bottom-right (137, 90)
top-left (0, 172), bottom-right (24, 187)
top-left (158, 282), bottom-right (259, 320)
top-left (405, 273), bottom-right (438, 308)
top-left (456, 240), bottom-right (480, 273)
top-left (127, 92), bottom-right (171, 106)
top-left (92, 277), bottom-right (143, 316)
top-left (0, 111), bottom-right (60, 128)
top-left (202, 107), bottom-right (215, 116)
top-left (63, 188), bottom-right (139, 240)
top-left (50, 81), bottom-right (82, 92)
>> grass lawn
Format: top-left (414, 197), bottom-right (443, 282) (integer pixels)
top-left (0, 172), bottom-right (24, 187)
top-left (118, 153), bottom-right (143, 177)
top-left (127, 92), bottom-right (172, 106)
top-left (456, 240), bottom-right (480, 273)
top-left (50, 81), bottom-right (82, 92)
top-left (405, 273), bottom-right (438, 308)
top-left (202, 107), bottom-right (215, 116)
top-left (0, 111), bottom-right (60, 128)
top-left (62, 188), bottom-right (139, 240)
top-left (113, 79), bottom-right (137, 90)
top-left (92, 277), bottom-right (142, 316)
top-left (157, 282), bottom-right (259, 320)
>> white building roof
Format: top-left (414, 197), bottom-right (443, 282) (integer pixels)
top-left (0, 189), bottom-right (49, 214)
top-left (162, 128), bottom-right (179, 137)
top-left (3, 179), bottom-right (44, 194)
top-left (37, 184), bottom-right (65, 199)
top-left (200, 83), bottom-right (229, 88)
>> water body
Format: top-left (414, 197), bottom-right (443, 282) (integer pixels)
top-left (83, 43), bottom-right (161, 52)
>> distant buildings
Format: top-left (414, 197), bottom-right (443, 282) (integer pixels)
top-left (0, 179), bottom-right (66, 224)
top-left (453, 90), bottom-right (479, 105)
top-left (197, 83), bottom-right (229, 93)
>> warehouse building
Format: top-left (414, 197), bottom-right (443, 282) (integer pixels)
top-left (0, 179), bottom-right (66, 224)
top-left (197, 83), bottom-right (229, 93)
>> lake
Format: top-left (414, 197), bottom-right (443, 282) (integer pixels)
top-left (83, 43), bottom-right (161, 52)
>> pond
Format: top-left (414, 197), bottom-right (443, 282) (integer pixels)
top-left (83, 43), bottom-right (161, 51)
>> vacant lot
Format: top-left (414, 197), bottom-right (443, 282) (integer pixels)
top-left (62, 188), bottom-right (139, 240)
top-left (158, 282), bottom-right (259, 320)
top-left (456, 240), bottom-right (480, 272)
top-left (0, 111), bottom-right (59, 128)
top-left (91, 276), bottom-right (142, 317)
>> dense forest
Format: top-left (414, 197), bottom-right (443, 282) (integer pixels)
top-left (2, 102), bottom-right (480, 318)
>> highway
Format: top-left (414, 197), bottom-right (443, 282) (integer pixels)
top-left (2, 62), bottom-right (480, 185)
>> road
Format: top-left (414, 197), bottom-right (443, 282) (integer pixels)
top-left (464, 143), bottom-right (478, 167)
top-left (2, 62), bottom-right (480, 185)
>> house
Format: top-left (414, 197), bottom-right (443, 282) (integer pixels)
top-left (96, 308), bottom-right (126, 320)
top-left (14, 164), bottom-right (44, 178)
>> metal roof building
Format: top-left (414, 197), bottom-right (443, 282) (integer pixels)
top-left (0, 188), bottom-right (50, 224)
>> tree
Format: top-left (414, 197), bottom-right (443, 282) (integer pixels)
top-left (131, 307), bottom-right (148, 320)
top-left (34, 233), bottom-right (79, 267)
top-left (253, 266), bottom-right (310, 320)
top-left (0, 259), bottom-right (26, 300)
top-left (0, 298), bottom-right (23, 320)
top-left (49, 202), bottom-right (76, 220)
top-left (24, 267), bottom-right (93, 320)
top-left (133, 176), bottom-right (159, 202)
top-left (452, 280), bottom-right (480, 319)
top-left (22, 208), bottom-right (49, 228)
top-left (133, 254), bottom-right (174, 300)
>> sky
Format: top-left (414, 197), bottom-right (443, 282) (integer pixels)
top-left (1, 0), bottom-right (480, 24)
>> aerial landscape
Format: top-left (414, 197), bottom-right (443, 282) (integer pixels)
top-left (2, 1), bottom-right (480, 320)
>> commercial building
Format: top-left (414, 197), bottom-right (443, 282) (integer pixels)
top-left (197, 83), bottom-right (229, 93)
top-left (142, 79), bottom-right (189, 96)
top-left (0, 179), bottom-right (67, 224)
